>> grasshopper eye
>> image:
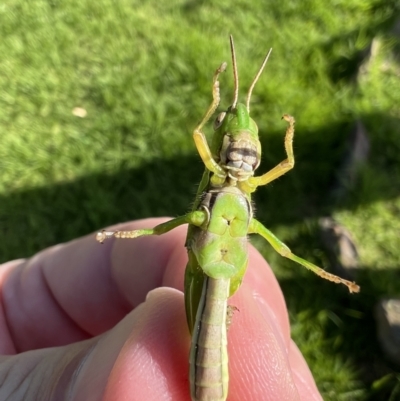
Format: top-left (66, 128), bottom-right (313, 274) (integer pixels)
top-left (213, 112), bottom-right (226, 130)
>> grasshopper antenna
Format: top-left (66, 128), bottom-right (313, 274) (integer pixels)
top-left (245, 48), bottom-right (272, 112)
top-left (229, 35), bottom-right (239, 109)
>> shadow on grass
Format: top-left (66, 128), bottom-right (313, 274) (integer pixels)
top-left (0, 111), bottom-right (398, 262)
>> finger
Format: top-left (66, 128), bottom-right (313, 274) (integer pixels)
top-left (100, 276), bottom-right (319, 401)
top-left (0, 218), bottom-right (186, 352)
top-left (224, 281), bottom-right (300, 400)
top-left (81, 286), bottom-right (321, 401)
top-left (99, 285), bottom-right (320, 401)
top-left (221, 278), bottom-right (322, 400)
top-left (0, 288), bottom-right (189, 401)
top-left (243, 246), bottom-right (292, 347)
top-left (288, 341), bottom-right (323, 401)
top-left (57, 287), bottom-right (319, 401)
top-left (99, 288), bottom-right (189, 401)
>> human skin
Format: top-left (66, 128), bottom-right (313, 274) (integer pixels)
top-left (0, 218), bottom-right (323, 401)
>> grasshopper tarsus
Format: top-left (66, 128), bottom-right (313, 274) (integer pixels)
top-left (96, 230), bottom-right (106, 243)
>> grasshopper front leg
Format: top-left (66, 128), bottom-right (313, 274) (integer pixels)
top-left (249, 218), bottom-right (360, 293)
top-left (96, 211), bottom-right (208, 243)
top-left (242, 114), bottom-right (295, 193)
top-left (193, 63), bottom-right (227, 185)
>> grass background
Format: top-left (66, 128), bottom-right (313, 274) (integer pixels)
top-left (1, 0), bottom-right (400, 399)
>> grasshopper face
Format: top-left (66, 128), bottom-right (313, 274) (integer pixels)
top-left (214, 103), bottom-right (262, 182)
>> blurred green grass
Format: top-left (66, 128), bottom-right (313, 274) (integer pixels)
top-left (1, 0), bottom-right (400, 399)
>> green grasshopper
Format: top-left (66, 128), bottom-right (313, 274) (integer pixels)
top-left (97, 36), bottom-right (360, 401)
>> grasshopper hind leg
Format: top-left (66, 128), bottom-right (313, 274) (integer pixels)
top-left (249, 218), bottom-right (360, 293)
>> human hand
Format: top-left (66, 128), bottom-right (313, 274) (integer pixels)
top-left (0, 218), bottom-right (322, 401)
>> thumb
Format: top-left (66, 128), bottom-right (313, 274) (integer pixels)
top-left (0, 288), bottom-right (190, 401)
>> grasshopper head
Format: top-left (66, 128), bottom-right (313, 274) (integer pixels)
top-left (212, 103), bottom-right (261, 182)
top-left (209, 36), bottom-right (272, 183)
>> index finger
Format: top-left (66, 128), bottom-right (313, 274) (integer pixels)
top-left (0, 218), bottom-right (184, 352)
